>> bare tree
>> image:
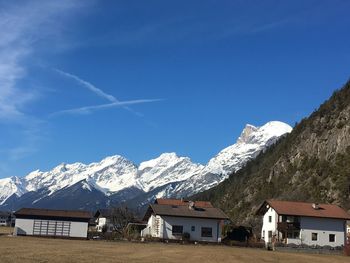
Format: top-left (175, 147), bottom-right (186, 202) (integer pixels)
top-left (110, 206), bottom-right (135, 236)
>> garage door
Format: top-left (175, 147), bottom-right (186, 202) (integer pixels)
top-left (33, 220), bottom-right (71, 237)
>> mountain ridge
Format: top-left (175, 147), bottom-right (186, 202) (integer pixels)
top-left (0, 121), bottom-right (292, 211)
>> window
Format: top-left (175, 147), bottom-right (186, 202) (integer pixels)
top-left (191, 226), bottom-right (195, 232)
top-left (311, 233), bottom-right (318, 241)
top-left (201, 227), bottom-right (212, 237)
top-left (268, 216), bottom-right (272, 223)
top-left (329, 234), bottom-right (335, 242)
top-left (172, 225), bottom-right (183, 235)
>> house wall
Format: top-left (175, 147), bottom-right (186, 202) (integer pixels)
top-left (141, 214), bottom-right (222, 242)
top-left (14, 218), bottom-right (88, 238)
top-left (141, 214), bottom-right (157, 238)
top-left (161, 216), bottom-right (221, 242)
top-left (261, 207), bottom-right (278, 243)
top-left (97, 217), bottom-right (106, 229)
top-left (299, 217), bottom-right (346, 247)
top-left (14, 218), bottom-right (34, 236)
top-left (69, 222), bottom-right (88, 238)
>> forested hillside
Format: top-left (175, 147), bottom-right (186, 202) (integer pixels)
top-left (193, 80), bottom-right (350, 229)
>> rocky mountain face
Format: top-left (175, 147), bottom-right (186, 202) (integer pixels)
top-left (193, 80), bottom-right (350, 228)
top-left (0, 121), bottom-right (292, 211)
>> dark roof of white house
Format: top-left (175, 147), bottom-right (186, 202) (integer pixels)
top-left (94, 209), bottom-right (112, 218)
top-left (143, 199), bottom-right (229, 221)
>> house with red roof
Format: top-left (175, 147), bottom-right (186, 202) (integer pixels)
top-left (141, 198), bottom-right (229, 242)
top-left (257, 200), bottom-right (350, 247)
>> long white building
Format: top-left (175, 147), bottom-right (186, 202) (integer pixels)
top-left (141, 199), bottom-right (228, 242)
top-left (257, 200), bottom-right (350, 247)
top-left (14, 208), bottom-right (91, 239)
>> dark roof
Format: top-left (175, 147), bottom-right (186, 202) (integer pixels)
top-left (14, 208), bottom-right (92, 220)
top-left (155, 198), bottom-right (213, 208)
top-left (94, 209), bottom-right (112, 218)
top-left (257, 200), bottom-right (350, 220)
top-left (143, 200), bottom-right (229, 221)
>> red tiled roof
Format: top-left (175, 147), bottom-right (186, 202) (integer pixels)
top-left (155, 198), bottom-right (213, 208)
top-left (263, 200), bottom-right (350, 220)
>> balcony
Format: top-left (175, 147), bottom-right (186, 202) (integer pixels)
top-left (277, 222), bottom-right (300, 232)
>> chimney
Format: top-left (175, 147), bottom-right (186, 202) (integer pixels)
top-left (188, 201), bottom-right (195, 210)
top-left (312, 203), bottom-right (319, 210)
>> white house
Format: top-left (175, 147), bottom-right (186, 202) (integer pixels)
top-left (257, 200), bottom-right (350, 247)
top-left (141, 199), bottom-right (229, 242)
top-left (94, 209), bottom-right (114, 232)
top-left (14, 208), bottom-right (91, 239)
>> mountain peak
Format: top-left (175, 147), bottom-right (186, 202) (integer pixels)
top-left (237, 124), bottom-right (258, 144)
top-left (237, 121), bottom-right (292, 144)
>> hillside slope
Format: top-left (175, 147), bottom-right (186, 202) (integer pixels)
top-left (193, 80), bottom-right (350, 227)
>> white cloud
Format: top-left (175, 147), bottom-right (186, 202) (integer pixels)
top-left (0, 1), bottom-right (86, 172)
top-left (0, 1), bottom-right (84, 119)
top-left (54, 69), bottom-right (117, 102)
top-left (54, 69), bottom-right (162, 117)
top-left (51, 99), bottom-right (163, 116)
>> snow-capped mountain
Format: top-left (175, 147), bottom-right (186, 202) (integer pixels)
top-left (0, 121), bottom-right (292, 211)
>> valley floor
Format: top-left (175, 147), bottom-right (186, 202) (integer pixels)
top-left (0, 232), bottom-right (348, 263)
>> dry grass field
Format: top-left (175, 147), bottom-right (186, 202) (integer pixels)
top-left (0, 233), bottom-right (348, 263)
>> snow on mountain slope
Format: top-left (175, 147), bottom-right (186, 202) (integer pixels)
top-left (0, 121), bottom-right (292, 209)
top-left (206, 121), bottom-right (292, 175)
top-left (137, 153), bottom-right (204, 192)
top-left (0, 177), bottom-right (26, 205)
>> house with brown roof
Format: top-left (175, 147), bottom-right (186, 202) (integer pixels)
top-left (141, 198), bottom-right (229, 242)
top-left (257, 200), bottom-right (350, 247)
top-left (14, 208), bottom-right (92, 238)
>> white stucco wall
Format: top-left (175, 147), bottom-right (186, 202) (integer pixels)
top-left (14, 218), bottom-right (88, 238)
top-left (14, 218), bottom-right (34, 236)
top-left (161, 216), bottom-right (221, 242)
top-left (96, 217), bottom-right (113, 232)
top-left (141, 214), bottom-right (222, 242)
top-left (261, 207), bottom-right (278, 243)
top-left (141, 214), bottom-right (157, 237)
top-left (299, 217), bottom-right (346, 247)
top-left (69, 221), bottom-right (88, 238)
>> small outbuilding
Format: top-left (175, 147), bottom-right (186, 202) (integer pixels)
top-left (141, 199), bottom-right (229, 242)
top-left (14, 208), bottom-right (91, 238)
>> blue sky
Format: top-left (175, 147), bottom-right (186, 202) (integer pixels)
top-left (1, 0), bottom-right (350, 178)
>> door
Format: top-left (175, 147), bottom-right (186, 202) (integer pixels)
top-left (268, 231), bottom-right (272, 242)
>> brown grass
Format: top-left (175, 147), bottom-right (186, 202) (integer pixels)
top-left (0, 226), bottom-right (13, 235)
top-left (0, 235), bottom-right (348, 263)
